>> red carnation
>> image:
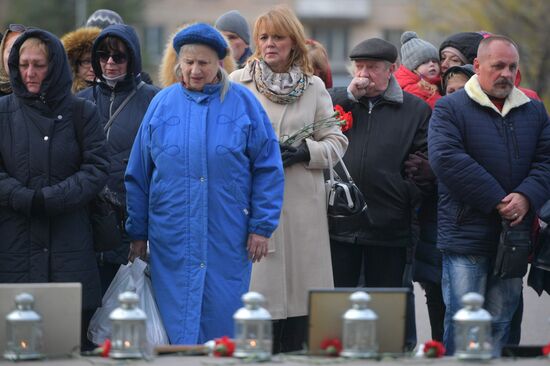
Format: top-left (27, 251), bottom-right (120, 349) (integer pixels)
top-left (334, 104), bottom-right (353, 132)
top-left (320, 338), bottom-right (342, 357)
top-left (92, 338), bottom-right (111, 357)
top-left (423, 340), bottom-right (445, 358)
top-left (213, 336), bottom-right (235, 357)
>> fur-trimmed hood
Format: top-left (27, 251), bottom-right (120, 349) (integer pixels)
top-left (61, 26), bottom-right (101, 93)
top-left (158, 24), bottom-right (236, 88)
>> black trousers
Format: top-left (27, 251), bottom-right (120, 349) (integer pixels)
top-left (272, 316), bottom-right (308, 354)
top-left (419, 281), bottom-right (445, 342)
top-left (330, 242), bottom-right (417, 351)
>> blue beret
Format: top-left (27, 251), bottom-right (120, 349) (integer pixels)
top-left (173, 23), bottom-right (228, 59)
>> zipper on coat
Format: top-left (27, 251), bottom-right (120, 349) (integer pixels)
top-left (358, 102), bottom-right (374, 185)
top-left (502, 118), bottom-right (513, 179)
top-left (508, 121), bottom-right (520, 159)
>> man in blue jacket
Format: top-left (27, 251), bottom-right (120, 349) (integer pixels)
top-left (429, 35), bottom-right (550, 355)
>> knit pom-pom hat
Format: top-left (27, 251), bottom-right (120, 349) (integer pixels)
top-left (400, 31), bottom-right (439, 71)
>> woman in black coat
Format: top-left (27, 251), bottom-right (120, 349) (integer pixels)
top-left (78, 24), bottom-right (159, 294)
top-left (0, 29), bottom-right (109, 350)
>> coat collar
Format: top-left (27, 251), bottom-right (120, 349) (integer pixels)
top-left (464, 74), bottom-right (530, 117)
top-left (358, 75), bottom-right (403, 105)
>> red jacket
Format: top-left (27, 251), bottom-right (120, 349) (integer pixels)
top-left (394, 65), bottom-right (441, 109)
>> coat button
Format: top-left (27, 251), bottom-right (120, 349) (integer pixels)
top-left (43, 136), bottom-right (49, 141)
top-left (200, 177), bottom-right (205, 182)
top-left (57, 115), bottom-right (62, 120)
top-left (43, 248), bottom-right (48, 252)
top-left (200, 262), bottom-right (205, 268)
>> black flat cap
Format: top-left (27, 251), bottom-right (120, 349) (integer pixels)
top-left (349, 38), bottom-right (398, 62)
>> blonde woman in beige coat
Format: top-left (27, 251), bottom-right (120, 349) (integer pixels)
top-left (229, 5), bottom-right (347, 353)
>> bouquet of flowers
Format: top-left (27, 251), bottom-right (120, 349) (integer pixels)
top-left (280, 104), bottom-right (353, 146)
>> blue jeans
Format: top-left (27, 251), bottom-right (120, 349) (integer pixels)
top-left (442, 252), bottom-right (522, 356)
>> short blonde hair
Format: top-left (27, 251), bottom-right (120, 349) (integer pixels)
top-left (19, 37), bottom-right (49, 60)
top-left (250, 5), bottom-right (312, 74)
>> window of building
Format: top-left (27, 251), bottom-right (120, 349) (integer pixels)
top-left (144, 25), bottom-right (164, 60)
top-left (310, 25), bottom-right (349, 73)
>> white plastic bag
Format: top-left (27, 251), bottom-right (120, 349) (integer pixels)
top-left (88, 258), bottom-right (169, 346)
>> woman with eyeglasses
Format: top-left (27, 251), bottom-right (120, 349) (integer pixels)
top-left (61, 26), bottom-right (101, 93)
top-left (78, 24), bottom-right (159, 296)
top-left (0, 24), bottom-right (26, 97)
top-left (0, 28), bottom-right (109, 350)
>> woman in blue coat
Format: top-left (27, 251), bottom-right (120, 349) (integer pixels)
top-left (125, 23), bottom-right (284, 344)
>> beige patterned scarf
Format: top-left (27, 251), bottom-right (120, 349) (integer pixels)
top-left (251, 59), bottom-right (309, 105)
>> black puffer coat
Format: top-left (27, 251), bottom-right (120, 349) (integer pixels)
top-left (330, 77), bottom-right (431, 247)
top-left (78, 25), bottom-right (158, 264)
top-left (78, 24), bottom-right (159, 264)
top-left (0, 29), bottom-right (110, 310)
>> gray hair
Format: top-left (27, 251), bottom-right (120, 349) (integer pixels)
top-left (347, 59), bottom-right (393, 77)
top-left (174, 44), bottom-right (230, 102)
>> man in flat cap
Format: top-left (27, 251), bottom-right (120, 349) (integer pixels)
top-left (329, 38), bottom-right (432, 350)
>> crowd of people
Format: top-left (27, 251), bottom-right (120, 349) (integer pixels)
top-left (0, 5), bottom-right (548, 358)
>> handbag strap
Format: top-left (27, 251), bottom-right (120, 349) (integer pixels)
top-left (325, 141), bottom-right (354, 184)
top-left (104, 81), bottom-right (145, 138)
top-left (324, 142), bottom-right (356, 209)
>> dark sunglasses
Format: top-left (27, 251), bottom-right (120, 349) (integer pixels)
top-left (97, 51), bottom-right (127, 64)
top-left (8, 24), bottom-right (27, 33)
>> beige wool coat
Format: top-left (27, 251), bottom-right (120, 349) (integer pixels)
top-left (230, 64), bottom-right (348, 319)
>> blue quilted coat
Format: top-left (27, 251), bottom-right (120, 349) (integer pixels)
top-left (125, 81), bottom-right (284, 344)
top-left (429, 76), bottom-right (550, 256)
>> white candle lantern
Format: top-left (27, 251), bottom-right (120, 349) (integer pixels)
top-left (341, 291), bottom-right (378, 358)
top-left (233, 292), bottom-right (272, 360)
top-left (3, 293), bottom-right (44, 360)
top-left (109, 291), bottom-right (147, 359)
top-left (453, 292), bottom-right (492, 360)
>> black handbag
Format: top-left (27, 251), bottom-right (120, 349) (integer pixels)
top-left (90, 188), bottom-right (124, 252)
top-left (493, 220), bottom-right (532, 279)
top-left (72, 98), bottom-right (123, 252)
top-left (324, 143), bottom-right (368, 243)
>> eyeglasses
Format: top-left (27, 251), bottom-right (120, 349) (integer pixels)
top-left (8, 24), bottom-right (26, 33)
top-left (97, 51), bottom-right (127, 64)
top-left (78, 59), bottom-right (92, 67)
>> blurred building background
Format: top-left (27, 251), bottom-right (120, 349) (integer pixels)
top-left (0, 0), bottom-right (548, 103)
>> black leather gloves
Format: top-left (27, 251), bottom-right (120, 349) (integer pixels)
top-left (404, 151), bottom-right (435, 183)
top-left (280, 142), bottom-right (311, 168)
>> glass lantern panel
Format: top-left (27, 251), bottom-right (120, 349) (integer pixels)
top-left (454, 323), bottom-right (492, 354)
top-left (6, 322), bottom-right (43, 354)
top-left (111, 321), bottom-right (146, 357)
top-left (343, 320), bottom-right (376, 351)
top-left (235, 320), bottom-right (272, 355)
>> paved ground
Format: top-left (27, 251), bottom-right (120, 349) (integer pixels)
top-left (414, 270), bottom-right (550, 346)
